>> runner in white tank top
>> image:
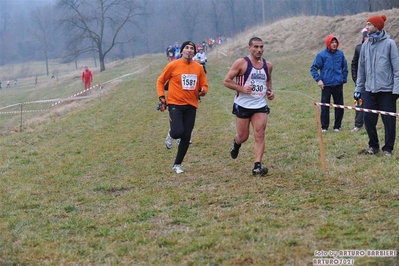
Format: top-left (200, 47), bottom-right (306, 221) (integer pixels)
top-left (234, 56), bottom-right (269, 109)
top-left (223, 37), bottom-right (275, 176)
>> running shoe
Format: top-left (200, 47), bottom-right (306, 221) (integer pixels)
top-left (365, 147), bottom-right (380, 155)
top-left (230, 139), bottom-right (241, 159)
top-left (351, 127), bottom-right (362, 132)
top-left (165, 131), bottom-right (173, 149)
top-left (252, 166), bottom-right (268, 176)
top-left (383, 150), bottom-right (392, 157)
top-left (172, 164), bottom-right (184, 174)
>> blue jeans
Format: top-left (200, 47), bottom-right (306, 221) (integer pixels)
top-left (320, 85), bottom-right (344, 130)
top-left (362, 91), bottom-right (397, 152)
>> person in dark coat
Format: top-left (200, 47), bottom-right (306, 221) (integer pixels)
top-left (350, 29), bottom-right (369, 132)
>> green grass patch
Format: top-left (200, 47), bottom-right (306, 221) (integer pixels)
top-left (0, 51), bottom-right (398, 265)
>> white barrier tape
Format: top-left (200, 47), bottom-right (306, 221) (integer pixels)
top-left (22, 100), bottom-right (56, 104)
top-left (51, 83), bottom-right (100, 107)
top-left (315, 102), bottom-right (399, 117)
top-left (0, 109), bottom-right (48, 115)
top-left (0, 98), bottom-right (79, 111)
top-left (0, 103), bottom-right (22, 111)
top-left (0, 62), bottom-right (152, 114)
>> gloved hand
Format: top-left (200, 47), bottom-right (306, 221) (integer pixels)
top-left (157, 96), bottom-right (167, 112)
top-left (354, 92), bottom-right (361, 100)
top-left (198, 88), bottom-right (206, 96)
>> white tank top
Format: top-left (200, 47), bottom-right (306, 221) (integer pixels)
top-left (234, 57), bottom-right (268, 109)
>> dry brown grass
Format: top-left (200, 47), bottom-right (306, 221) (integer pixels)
top-left (214, 9), bottom-right (399, 58)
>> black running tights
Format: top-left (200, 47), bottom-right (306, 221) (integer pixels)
top-left (168, 104), bottom-right (196, 165)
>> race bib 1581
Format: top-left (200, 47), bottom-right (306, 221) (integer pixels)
top-left (181, 74), bottom-right (197, 90)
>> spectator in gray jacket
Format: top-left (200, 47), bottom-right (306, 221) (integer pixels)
top-left (355, 14), bottom-right (399, 156)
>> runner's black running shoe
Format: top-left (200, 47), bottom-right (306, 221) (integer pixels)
top-left (230, 139), bottom-right (241, 159)
top-left (252, 166), bottom-right (268, 176)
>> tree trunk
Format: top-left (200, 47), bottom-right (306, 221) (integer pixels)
top-left (45, 52), bottom-right (49, 76)
top-left (99, 52), bottom-right (105, 72)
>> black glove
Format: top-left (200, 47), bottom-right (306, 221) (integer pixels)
top-left (354, 92), bottom-right (361, 100)
top-left (198, 88), bottom-right (206, 96)
top-left (157, 96), bottom-right (167, 112)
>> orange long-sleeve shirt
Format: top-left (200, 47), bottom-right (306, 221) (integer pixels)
top-left (157, 58), bottom-right (208, 109)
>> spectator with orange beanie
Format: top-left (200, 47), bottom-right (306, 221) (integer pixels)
top-left (355, 14), bottom-right (399, 156)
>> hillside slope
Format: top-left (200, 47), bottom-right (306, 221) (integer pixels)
top-left (216, 9), bottom-right (399, 57)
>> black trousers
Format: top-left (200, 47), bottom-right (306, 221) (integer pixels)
top-left (363, 91), bottom-right (397, 152)
top-left (168, 104), bottom-right (196, 165)
top-left (320, 85), bottom-right (344, 130)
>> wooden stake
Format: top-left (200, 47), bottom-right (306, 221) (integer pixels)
top-left (314, 102), bottom-right (326, 171)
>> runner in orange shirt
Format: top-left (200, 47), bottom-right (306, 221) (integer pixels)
top-left (156, 41), bottom-right (208, 174)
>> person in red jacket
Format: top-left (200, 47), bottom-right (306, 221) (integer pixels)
top-left (82, 66), bottom-right (93, 89)
top-left (156, 41), bottom-right (208, 174)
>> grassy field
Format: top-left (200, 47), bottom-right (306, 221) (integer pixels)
top-left (1, 15), bottom-right (399, 265)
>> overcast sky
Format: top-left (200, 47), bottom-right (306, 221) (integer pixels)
top-left (16, 0), bottom-right (55, 2)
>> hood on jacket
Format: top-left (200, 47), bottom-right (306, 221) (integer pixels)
top-left (361, 28), bottom-right (368, 43)
top-left (325, 35), bottom-right (339, 51)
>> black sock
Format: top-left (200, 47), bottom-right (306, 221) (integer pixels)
top-left (254, 162), bottom-right (261, 169)
top-left (234, 139), bottom-right (241, 148)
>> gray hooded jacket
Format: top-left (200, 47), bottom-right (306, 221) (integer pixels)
top-left (355, 30), bottom-right (399, 95)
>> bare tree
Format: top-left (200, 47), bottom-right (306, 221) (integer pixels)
top-left (57, 0), bottom-right (143, 71)
top-left (0, 0), bottom-right (16, 66)
top-left (221, 0), bottom-right (237, 36)
top-left (178, 1), bottom-right (205, 41)
top-left (209, 0), bottom-right (224, 37)
top-left (30, 5), bottom-right (58, 76)
top-left (4, 0), bottom-right (399, 68)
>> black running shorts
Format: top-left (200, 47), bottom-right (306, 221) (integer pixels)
top-left (232, 103), bottom-right (270, 119)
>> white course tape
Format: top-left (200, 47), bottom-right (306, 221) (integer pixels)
top-left (0, 62), bottom-right (151, 115)
top-left (315, 102), bottom-right (399, 117)
top-left (51, 84), bottom-right (100, 107)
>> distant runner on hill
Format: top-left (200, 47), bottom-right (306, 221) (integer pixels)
top-left (82, 66), bottom-right (93, 89)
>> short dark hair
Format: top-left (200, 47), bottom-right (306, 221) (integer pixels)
top-left (249, 37), bottom-right (263, 46)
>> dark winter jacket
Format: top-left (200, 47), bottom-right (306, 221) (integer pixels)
top-left (351, 32), bottom-right (368, 83)
top-left (351, 43), bottom-right (362, 83)
top-left (310, 35), bottom-right (348, 87)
